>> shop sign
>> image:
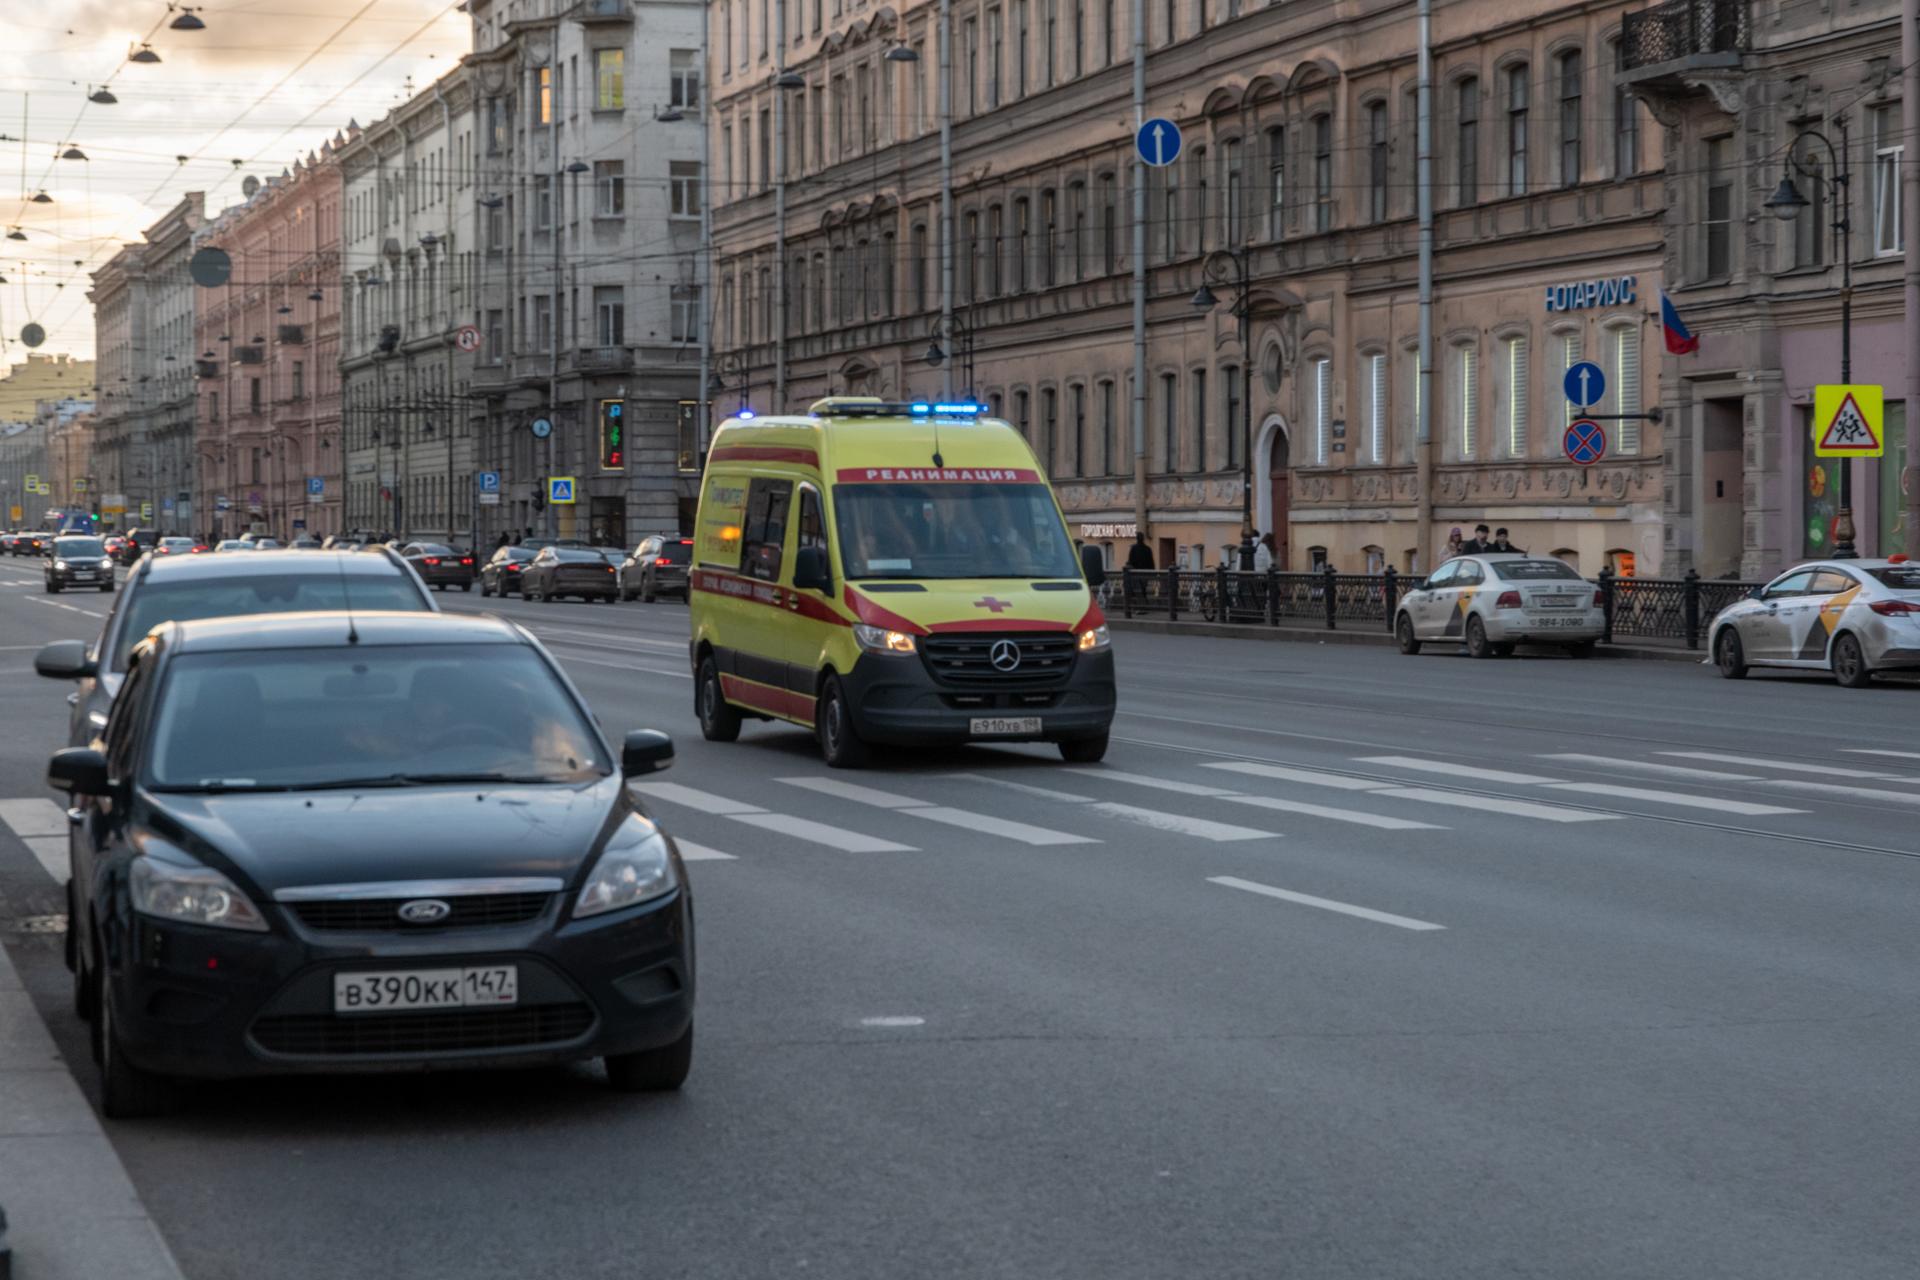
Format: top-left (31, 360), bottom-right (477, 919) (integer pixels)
top-left (1544, 276), bottom-right (1637, 313)
top-left (1079, 522), bottom-right (1138, 539)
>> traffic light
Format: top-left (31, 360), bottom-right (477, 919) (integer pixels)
top-left (531, 486), bottom-right (546, 512)
top-left (599, 398), bottom-right (625, 470)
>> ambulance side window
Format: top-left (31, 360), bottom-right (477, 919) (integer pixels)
top-left (797, 487), bottom-right (827, 555)
top-left (740, 478), bottom-right (793, 582)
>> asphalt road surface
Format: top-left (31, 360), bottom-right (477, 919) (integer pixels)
top-left (1, 556), bottom-right (1916, 1279)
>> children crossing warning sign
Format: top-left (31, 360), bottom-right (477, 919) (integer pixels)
top-left (1813, 384), bottom-right (1885, 458)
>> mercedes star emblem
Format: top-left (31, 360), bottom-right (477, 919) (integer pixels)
top-left (989, 639), bottom-right (1022, 672)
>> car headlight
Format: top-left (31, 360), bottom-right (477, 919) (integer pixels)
top-left (53, 559), bottom-right (67, 570)
top-left (130, 853), bottom-right (268, 931)
top-left (854, 623), bottom-right (918, 655)
top-left (1078, 624), bottom-right (1111, 652)
top-left (574, 823), bottom-right (678, 918)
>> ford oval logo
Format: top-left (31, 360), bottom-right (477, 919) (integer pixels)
top-left (397, 899), bottom-right (451, 924)
top-left (989, 639), bottom-right (1022, 672)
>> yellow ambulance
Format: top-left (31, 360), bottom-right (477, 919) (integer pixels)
top-left (688, 397), bottom-right (1115, 768)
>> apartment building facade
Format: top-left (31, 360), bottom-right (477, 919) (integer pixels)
top-left (708, 0), bottom-right (1669, 574)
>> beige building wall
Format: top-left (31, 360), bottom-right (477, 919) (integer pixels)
top-left (708, 0), bottom-right (1668, 575)
top-left (0, 354), bottom-right (96, 424)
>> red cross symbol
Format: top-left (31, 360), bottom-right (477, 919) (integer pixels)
top-left (973, 596), bottom-right (1012, 613)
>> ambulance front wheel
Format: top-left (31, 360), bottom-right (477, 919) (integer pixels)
top-left (1057, 733), bottom-right (1110, 763)
top-left (817, 675), bottom-right (871, 769)
top-left (697, 656), bottom-right (742, 742)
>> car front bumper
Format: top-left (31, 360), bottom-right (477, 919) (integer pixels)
top-left (840, 646), bottom-right (1116, 745)
top-left (48, 563), bottom-right (112, 586)
top-left (104, 887), bottom-right (694, 1080)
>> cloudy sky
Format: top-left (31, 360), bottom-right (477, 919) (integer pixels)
top-left (2, 0), bottom-right (472, 364)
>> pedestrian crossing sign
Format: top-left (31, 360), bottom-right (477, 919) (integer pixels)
top-left (548, 476), bottom-right (577, 505)
top-left (1813, 384), bottom-right (1884, 457)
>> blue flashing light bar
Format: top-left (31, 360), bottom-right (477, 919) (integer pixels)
top-left (736, 409), bottom-right (756, 419)
top-left (910, 402), bottom-right (984, 415)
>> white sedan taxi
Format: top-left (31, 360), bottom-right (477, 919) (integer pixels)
top-left (1707, 557), bottom-right (1920, 687)
top-left (1396, 555), bottom-right (1603, 659)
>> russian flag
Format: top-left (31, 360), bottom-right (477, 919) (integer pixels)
top-left (1660, 292), bottom-right (1699, 355)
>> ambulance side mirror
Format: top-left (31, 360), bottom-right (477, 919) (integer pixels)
top-left (793, 545), bottom-right (833, 594)
top-left (1080, 545), bottom-right (1107, 587)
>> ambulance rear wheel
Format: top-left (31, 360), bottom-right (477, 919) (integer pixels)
top-left (817, 675), bottom-right (870, 769)
top-left (697, 657), bottom-right (742, 742)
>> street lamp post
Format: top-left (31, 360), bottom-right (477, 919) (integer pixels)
top-left (1191, 248), bottom-right (1256, 570)
top-left (923, 311), bottom-right (974, 398)
top-left (1766, 119), bottom-right (1859, 559)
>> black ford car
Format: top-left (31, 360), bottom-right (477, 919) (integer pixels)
top-left (49, 611), bottom-right (694, 1116)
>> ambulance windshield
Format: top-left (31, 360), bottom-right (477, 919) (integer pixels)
top-left (834, 481), bottom-right (1079, 580)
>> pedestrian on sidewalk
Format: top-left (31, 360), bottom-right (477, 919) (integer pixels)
top-left (1459, 524), bottom-right (1491, 555)
top-left (1253, 532), bottom-right (1274, 572)
top-left (1444, 527), bottom-right (1465, 560)
top-left (1126, 531), bottom-right (1155, 571)
top-left (1491, 527), bottom-right (1524, 554)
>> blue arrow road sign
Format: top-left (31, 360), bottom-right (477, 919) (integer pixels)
top-left (1136, 118), bottom-right (1183, 168)
top-left (1563, 360), bottom-right (1606, 408)
top-left (477, 470), bottom-right (501, 493)
top-left (1564, 418), bottom-right (1608, 466)
top-left (306, 476), bottom-right (324, 496)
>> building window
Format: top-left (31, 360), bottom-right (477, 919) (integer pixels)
top-left (988, 7), bottom-right (1003, 108)
top-left (911, 222), bottom-right (928, 310)
top-left (1223, 366), bottom-right (1241, 469)
top-left (856, 64), bottom-right (873, 152)
top-left (1455, 343), bottom-right (1479, 460)
top-left (1102, 0), bottom-right (1114, 66)
top-left (533, 175), bottom-right (553, 230)
top-left (1163, 0), bottom-right (1174, 45)
top-left (1069, 383), bottom-right (1086, 475)
top-left (962, 210), bottom-right (980, 303)
top-left (537, 66), bottom-right (552, 124)
top-left (1611, 50), bottom-right (1637, 178)
top-left (1223, 138), bottom-right (1244, 243)
top-left (1610, 325), bottom-right (1641, 454)
top-left (1875, 104), bottom-right (1905, 255)
top-left (1044, 0), bottom-right (1057, 87)
top-left (1097, 379), bottom-right (1115, 475)
top-left (1099, 173), bottom-right (1118, 273)
top-left (594, 49), bottom-right (624, 110)
top-left (1161, 372), bottom-right (1178, 469)
top-left (1456, 77), bottom-right (1479, 204)
top-left (533, 294), bottom-right (554, 351)
top-left (1013, 197), bottom-right (1031, 291)
top-left (1558, 329), bottom-right (1583, 438)
top-left (1367, 102), bottom-right (1388, 222)
top-left (1505, 65), bottom-right (1528, 195)
top-left (1015, 389), bottom-right (1030, 444)
top-left (595, 286), bottom-right (626, 346)
top-left (1312, 356), bottom-right (1330, 464)
top-left (1069, 180), bottom-right (1088, 279)
top-left (1191, 143), bottom-right (1209, 252)
top-left (987, 204), bottom-right (1004, 295)
top-left (291, 361), bottom-right (305, 401)
top-left (1073, 0), bottom-right (1085, 76)
top-left (1705, 135), bottom-right (1733, 278)
top-left (1556, 50), bottom-right (1581, 187)
top-left (1161, 161), bottom-right (1180, 260)
top-left (1192, 368), bottom-right (1209, 468)
top-left (1312, 115), bottom-right (1332, 232)
top-left (1502, 334), bottom-right (1529, 457)
top-left (670, 161), bottom-right (701, 218)
top-left (1015, 0), bottom-right (1029, 97)
top-left (1041, 387), bottom-right (1058, 475)
top-left (670, 49), bottom-right (700, 109)
top-left (1366, 351), bottom-right (1387, 462)
top-left (1264, 126), bottom-right (1285, 239)
top-left (1042, 189), bottom-right (1058, 286)
top-left (758, 109), bottom-right (772, 187)
top-left (594, 160), bottom-right (625, 216)
top-left (1790, 131), bottom-right (1826, 269)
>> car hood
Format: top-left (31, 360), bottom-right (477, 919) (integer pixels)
top-left (842, 577), bottom-right (1103, 635)
top-left (144, 774), bottom-right (629, 895)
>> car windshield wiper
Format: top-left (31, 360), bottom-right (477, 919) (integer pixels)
top-left (286, 771), bottom-right (574, 790)
top-left (152, 781), bottom-right (295, 794)
top-left (396, 771), bottom-right (572, 785)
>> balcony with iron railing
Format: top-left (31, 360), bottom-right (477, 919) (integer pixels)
top-left (1618, 0), bottom-right (1749, 84)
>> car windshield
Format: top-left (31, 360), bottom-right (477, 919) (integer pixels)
top-left (55, 537), bottom-right (105, 556)
top-left (554, 548), bottom-right (604, 563)
top-left (1868, 564), bottom-right (1920, 590)
top-left (161, 538), bottom-right (196, 549)
top-left (834, 481), bottom-right (1078, 580)
top-left (412, 543), bottom-right (454, 556)
top-left (146, 646), bottom-right (608, 791)
top-left (111, 573), bottom-right (427, 671)
top-left (1492, 559), bottom-right (1583, 582)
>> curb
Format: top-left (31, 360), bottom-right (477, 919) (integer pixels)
top-left (1105, 617), bottom-right (1708, 663)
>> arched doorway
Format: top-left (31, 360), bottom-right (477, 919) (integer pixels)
top-left (1254, 416), bottom-right (1290, 569)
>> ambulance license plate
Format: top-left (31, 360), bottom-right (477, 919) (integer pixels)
top-left (969, 716), bottom-right (1041, 737)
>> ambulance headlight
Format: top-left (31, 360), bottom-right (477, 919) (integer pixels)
top-left (854, 624), bottom-right (918, 655)
top-left (1078, 625), bottom-right (1110, 652)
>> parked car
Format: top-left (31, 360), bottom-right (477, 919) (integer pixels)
top-left (401, 542), bottom-right (476, 591)
top-left (478, 545), bottom-right (535, 597)
top-left (1707, 557), bottom-right (1920, 687)
top-left (33, 547), bottom-right (441, 750)
top-left (1395, 555), bottom-right (1605, 658)
top-left (618, 535), bottom-right (694, 603)
top-left (521, 545), bottom-right (619, 602)
top-left (44, 534), bottom-right (115, 594)
top-left (46, 610), bottom-right (692, 1116)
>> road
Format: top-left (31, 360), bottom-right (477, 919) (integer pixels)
top-left (1, 555), bottom-right (1917, 1279)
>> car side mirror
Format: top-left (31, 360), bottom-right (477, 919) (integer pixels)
top-left (1748, 586), bottom-right (1766, 601)
top-left (793, 545), bottom-right (833, 593)
top-left (621, 729), bottom-right (675, 778)
top-left (48, 746), bottom-right (111, 796)
top-left (1080, 544), bottom-right (1107, 587)
top-left (35, 640), bottom-right (96, 681)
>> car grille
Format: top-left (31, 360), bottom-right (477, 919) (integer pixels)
top-left (252, 1003), bottom-right (595, 1056)
top-left (287, 892), bottom-right (553, 931)
top-left (921, 632), bottom-right (1078, 686)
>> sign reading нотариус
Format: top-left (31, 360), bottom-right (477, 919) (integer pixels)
top-left (1544, 276), bottom-right (1637, 313)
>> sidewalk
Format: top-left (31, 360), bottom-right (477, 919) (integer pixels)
top-left (0, 942), bottom-right (184, 1280)
top-left (1107, 616), bottom-right (1708, 662)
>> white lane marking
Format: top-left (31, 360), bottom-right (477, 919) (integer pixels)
top-left (545, 651), bottom-right (693, 680)
top-left (0, 798), bottom-right (69, 838)
top-left (630, 782), bottom-right (766, 815)
top-left (1357, 756), bottom-right (1566, 786)
top-left (1539, 781), bottom-right (1806, 817)
top-left (1087, 802), bottom-right (1278, 842)
top-left (673, 841), bottom-right (738, 861)
top-left (1542, 753), bottom-right (1760, 782)
top-left (1846, 749), bottom-right (1920, 761)
top-left (1762, 779), bottom-right (1920, 808)
top-left (1659, 751), bottom-right (1903, 779)
top-left (1201, 761), bottom-right (1389, 791)
top-left (1207, 876), bottom-right (1447, 932)
top-left (860, 1015), bottom-right (925, 1027)
top-left (1220, 794), bottom-right (1444, 831)
top-left (525, 628), bottom-right (688, 653)
top-left (778, 777), bottom-right (1096, 846)
top-left (728, 811), bottom-right (917, 852)
top-left (1376, 787), bottom-right (1620, 823)
top-left (942, 772), bottom-right (1095, 804)
top-left (1060, 766), bottom-right (1235, 796)
top-left (23, 837), bottom-right (68, 880)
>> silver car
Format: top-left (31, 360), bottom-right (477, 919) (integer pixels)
top-left (1396, 554), bottom-right (1604, 658)
top-left (1707, 558), bottom-right (1920, 687)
